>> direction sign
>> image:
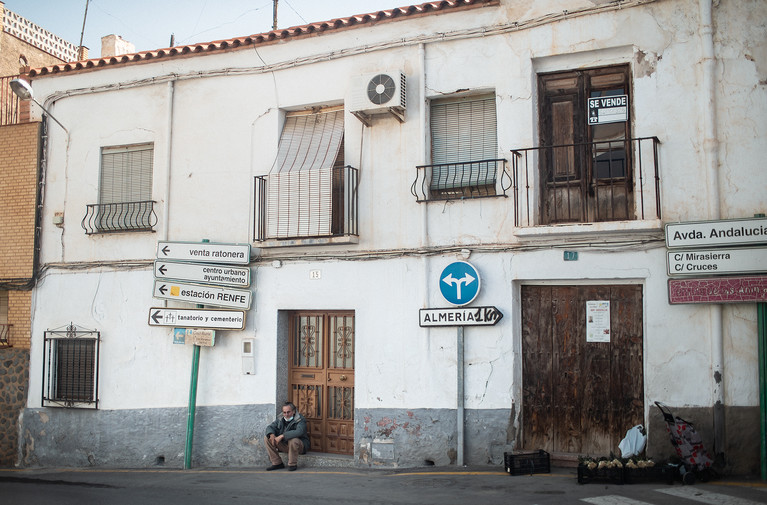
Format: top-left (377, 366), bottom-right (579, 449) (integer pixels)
top-left (149, 307), bottom-right (246, 330)
top-left (156, 241), bottom-right (251, 265)
top-left (419, 306), bottom-right (503, 327)
top-left (665, 217), bottom-right (767, 249)
top-left (439, 261), bottom-right (480, 306)
top-left (152, 280), bottom-right (252, 309)
top-left (154, 260), bottom-right (251, 287)
top-left (667, 247), bottom-right (767, 276)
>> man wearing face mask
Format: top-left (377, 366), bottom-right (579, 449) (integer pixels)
top-left (264, 401), bottom-right (310, 471)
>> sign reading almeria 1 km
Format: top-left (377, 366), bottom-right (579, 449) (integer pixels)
top-left (156, 241), bottom-right (251, 265)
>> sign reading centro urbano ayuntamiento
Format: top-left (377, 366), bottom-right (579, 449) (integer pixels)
top-left (150, 241), bottom-right (252, 329)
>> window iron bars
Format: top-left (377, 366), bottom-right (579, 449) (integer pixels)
top-left (0, 75), bottom-right (21, 126)
top-left (42, 323), bottom-right (100, 409)
top-left (81, 200), bottom-right (158, 234)
top-left (510, 137), bottom-right (661, 227)
top-left (254, 166), bottom-right (358, 242)
top-left (0, 324), bottom-right (12, 348)
top-left (412, 158), bottom-right (510, 202)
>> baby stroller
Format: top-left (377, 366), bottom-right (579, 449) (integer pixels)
top-left (655, 401), bottom-right (716, 484)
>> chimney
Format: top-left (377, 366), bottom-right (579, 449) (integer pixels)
top-left (101, 34), bottom-right (135, 57)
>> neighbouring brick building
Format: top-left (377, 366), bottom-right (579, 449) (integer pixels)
top-left (0, 1), bottom-right (78, 467)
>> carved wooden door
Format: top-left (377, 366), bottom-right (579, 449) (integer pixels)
top-left (521, 285), bottom-right (643, 455)
top-left (289, 311), bottom-right (354, 454)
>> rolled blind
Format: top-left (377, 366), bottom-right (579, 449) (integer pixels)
top-left (99, 143), bottom-right (154, 203)
top-left (267, 108), bottom-right (344, 238)
top-left (430, 95), bottom-right (497, 188)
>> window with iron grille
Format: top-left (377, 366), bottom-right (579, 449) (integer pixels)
top-left (538, 65), bottom-right (633, 224)
top-left (427, 94), bottom-right (501, 199)
top-left (82, 143), bottom-right (156, 234)
top-left (42, 324), bottom-right (100, 408)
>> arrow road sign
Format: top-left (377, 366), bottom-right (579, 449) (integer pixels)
top-left (419, 306), bottom-right (503, 327)
top-left (439, 261), bottom-right (481, 306)
top-left (149, 307), bottom-right (246, 330)
top-left (154, 260), bottom-right (251, 287)
top-left (156, 241), bottom-right (251, 265)
top-left (153, 280), bottom-right (252, 309)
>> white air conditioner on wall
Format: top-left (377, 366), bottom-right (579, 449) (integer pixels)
top-left (349, 71), bottom-right (407, 125)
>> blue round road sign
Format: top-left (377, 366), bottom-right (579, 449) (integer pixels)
top-left (439, 261), bottom-right (480, 306)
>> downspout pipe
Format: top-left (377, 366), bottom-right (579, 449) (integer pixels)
top-left (699, 0), bottom-right (724, 461)
top-left (162, 79), bottom-right (176, 242)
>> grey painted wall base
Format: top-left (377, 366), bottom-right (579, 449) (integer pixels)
top-left (356, 408), bottom-right (513, 468)
top-left (647, 404), bottom-right (760, 476)
top-left (19, 404), bottom-right (274, 468)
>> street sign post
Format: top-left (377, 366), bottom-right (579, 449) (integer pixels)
top-left (148, 307), bottom-right (246, 330)
top-left (154, 260), bottom-right (251, 287)
top-left (419, 306), bottom-right (503, 327)
top-left (152, 280), bottom-right (252, 309)
top-left (156, 241), bottom-right (251, 265)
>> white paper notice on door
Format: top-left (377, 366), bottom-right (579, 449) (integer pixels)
top-left (586, 300), bottom-right (611, 343)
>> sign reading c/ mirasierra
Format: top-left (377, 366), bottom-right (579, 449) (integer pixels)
top-left (419, 306), bottom-right (503, 327)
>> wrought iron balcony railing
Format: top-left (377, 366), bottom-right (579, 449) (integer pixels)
top-left (254, 166), bottom-right (359, 242)
top-left (510, 137), bottom-right (661, 226)
top-left (412, 159), bottom-right (510, 202)
top-left (0, 324), bottom-right (11, 347)
top-left (81, 200), bottom-right (158, 235)
top-left (1, 75), bottom-right (21, 126)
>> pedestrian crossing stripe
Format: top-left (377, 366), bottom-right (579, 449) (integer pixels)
top-left (657, 487), bottom-right (764, 505)
top-left (581, 488), bottom-right (766, 505)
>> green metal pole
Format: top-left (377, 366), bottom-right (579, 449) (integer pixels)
top-left (759, 301), bottom-right (767, 481)
top-left (184, 344), bottom-right (201, 469)
top-left (184, 239), bottom-right (208, 470)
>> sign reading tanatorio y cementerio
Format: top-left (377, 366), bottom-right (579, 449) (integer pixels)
top-left (665, 217), bottom-right (767, 249)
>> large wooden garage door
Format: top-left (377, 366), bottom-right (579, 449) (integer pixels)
top-left (521, 285), bottom-right (643, 455)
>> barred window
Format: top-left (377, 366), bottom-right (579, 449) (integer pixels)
top-left (42, 324), bottom-right (100, 409)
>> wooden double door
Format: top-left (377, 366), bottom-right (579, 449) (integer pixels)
top-left (289, 311), bottom-right (354, 455)
top-left (521, 285), bottom-right (644, 455)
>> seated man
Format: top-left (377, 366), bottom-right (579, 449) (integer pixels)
top-left (264, 401), bottom-right (310, 471)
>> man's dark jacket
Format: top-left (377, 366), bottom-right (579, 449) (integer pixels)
top-left (265, 413), bottom-right (311, 452)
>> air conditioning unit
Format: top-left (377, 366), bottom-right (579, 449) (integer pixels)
top-left (350, 71), bottom-right (406, 125)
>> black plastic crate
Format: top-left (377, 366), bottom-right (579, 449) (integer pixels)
top-left (504, 450), bottom-right (551, 475)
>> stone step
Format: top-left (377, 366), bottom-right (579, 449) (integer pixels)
top-left (295, 452), bottom-right (357, 468)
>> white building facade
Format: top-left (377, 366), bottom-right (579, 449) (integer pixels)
top-left (17, 0), bottom-right (767, 474)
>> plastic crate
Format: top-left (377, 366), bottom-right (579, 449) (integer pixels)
top-left (504, 450), bottom-right (551, 475)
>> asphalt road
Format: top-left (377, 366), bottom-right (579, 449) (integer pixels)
top-left (1, 466), bottom-right (766, 505)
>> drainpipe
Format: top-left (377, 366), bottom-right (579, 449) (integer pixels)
top-left (162, 79), bottom-right (176, 241)
top-left (699, 0), bottom-right (724, 460)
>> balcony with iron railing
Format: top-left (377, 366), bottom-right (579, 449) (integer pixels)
top-left (81, 201), bottom-right (158, 235)
top-left (510, 137), bottom-right (661, 227)
top-left (1, 75), bottom-right (21, 126)
top-left (254, 165), bottom-right (359, 246)
top-left (412, 159), bottom-right (510, 202)
top-left (0, 324), bottom-right (12, 347)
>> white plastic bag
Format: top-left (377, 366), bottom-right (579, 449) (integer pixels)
top-left (618, 424), bottom-right (647, 458)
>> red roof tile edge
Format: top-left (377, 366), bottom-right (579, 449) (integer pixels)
top-left (29, 0), bottom-right (499, 77)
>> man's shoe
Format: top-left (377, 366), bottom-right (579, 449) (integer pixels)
top-left (288, 465), bottom-right (297, 471)
top-left (266, 463), bottom-right (285, 471)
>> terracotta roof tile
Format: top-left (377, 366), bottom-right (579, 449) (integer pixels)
top-left (29, 0), bottom-right (499, 77)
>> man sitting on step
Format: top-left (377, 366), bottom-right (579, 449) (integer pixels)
top-left (264, 401), bottom-right (310, 471)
